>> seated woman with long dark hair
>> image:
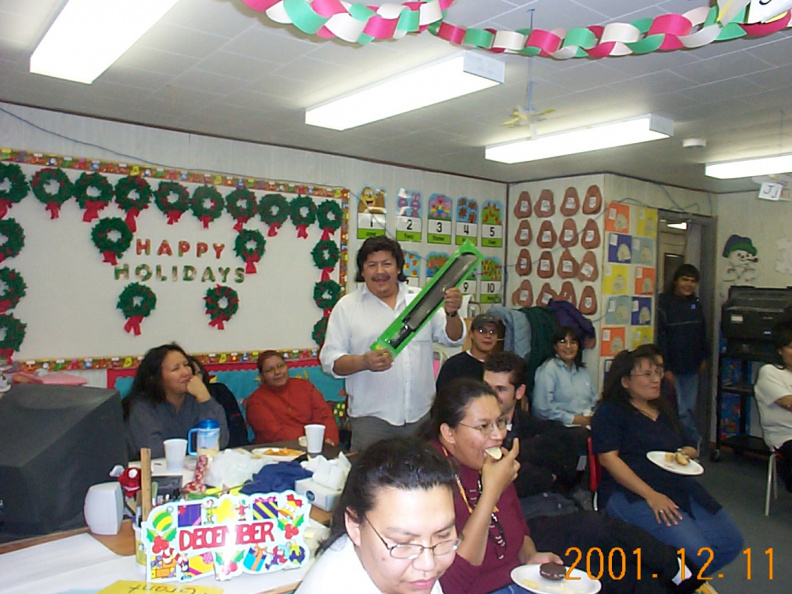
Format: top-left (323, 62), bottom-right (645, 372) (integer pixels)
top-left (123, 343), bottom-right (229, 459)
top-left (591, 345), bottom-right (743, 576)
top-left (422, 378), bottom-right (561, 594)
top-left (297, 437), bottom-right (459, 594)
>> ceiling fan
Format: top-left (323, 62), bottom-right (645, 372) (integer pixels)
top-left (500, 11), bottom-right (555, 137)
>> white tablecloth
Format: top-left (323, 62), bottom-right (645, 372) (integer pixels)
top-left (0, 533), bottom-right (311, 594)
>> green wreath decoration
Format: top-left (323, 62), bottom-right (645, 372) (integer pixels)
top-left (312, 315), bottom-right (329, 346)
top-left (225, 187), bottom-right (257, 231)
top-left (117, 282), bottom-right (156, 336)
top-left (0, 268), bottom-right (26, 313)
top-left (0, 163), bottom-right (29, 217)
top-left (191, 185), bottom-right (224, 229)
top-left (155, 181), bottom-right (190, 224)
top-left (91, 217), bottom-right (133, 265)
top-left (234, 228), bottom-right (266, 274)
top-left (74, 172), bottom-right (114, 222)
top-left (115, 175), bottom-right (152, 232)
top-left (290, 195), bottom-right (317, 238)
top-left (317, 199), bottom-right (343, 239)
top-left (311, 239), bottom-right (339, 280)
top-left (31, 167), bottom-right (73, 219)
top-left (259, 193), bottom-right (289, 236)
top-left (0, 218), bottom-right (25, 264)
top-left (313, 279), bottom-right (342, 311)
top-left (0, 313), bottom-right (26, 359)
top-left (204, 284), bottom-right (239, 330)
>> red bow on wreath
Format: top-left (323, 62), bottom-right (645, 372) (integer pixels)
top-left (209, 314), bottom-right (229, 330)
top-left (0, 347), bottom-right (14, 364)
top-left (199, 215), bottom-right (213, 229)
top-left (124, 315), bottom-right (144, 336)
top-left (232, 218), bottom-right (248, 232)
top-left (267, 222), bottom-right (281, 237)
top-left (102, 251), bottom-right (119, 265)
top-left (0, 199), bottom-right (10, 220)
top-left (166, 210), bottom-right (183, 225)
top-left (82, 200), bottom-right (107, 223)
top-left (45, 202), bottom-right (62, 219)
top-left (124, 208), bottom-right (141, 233)
top-left (0, 299), bottom-right (12, 313)
top-left (245, 255), bottom-right (260, 274)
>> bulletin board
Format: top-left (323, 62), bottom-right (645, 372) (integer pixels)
top-left (0, 148), bottom-right (349, 368)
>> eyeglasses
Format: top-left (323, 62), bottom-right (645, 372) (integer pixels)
top-left (475, 327), bottom-right (497, 336)
top-left (630, 368), bottom-right (664, 379)
top-left (364, 516), bottom-right (462, 560)
top-left (262, 362), bottom-right (287, 375)
top-left (458, 417), bottom-right (508, 435)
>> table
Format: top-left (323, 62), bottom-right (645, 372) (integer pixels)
top-left (0, 440), bottom-right (344, 593)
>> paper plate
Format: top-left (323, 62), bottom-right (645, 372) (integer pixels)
top-left (511, 564), bottom-right (601, 594)
top-left (251, 446), bottom-right (303, 462)
top-left (646, 451), bottom-right (704, 476)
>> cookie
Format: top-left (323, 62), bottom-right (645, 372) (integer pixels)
top-left (515, 220), bottom-right (532, 246)
top-left (540, 562), bottom-right (566, 581)
top-left (559, 218), bottom-right (578, 248)
top-left (515, 249), bottom-right (532, 276)
top-left (557, 249), bottom-right (578, 279)
top-left (580, 219), bottom-right (601, 249)
top-left (534, 189), bottom-right (555, 218)
top-left (537, 250), bottom-right (554, 279)
top-left (512, 280), bottom-right (534, 307)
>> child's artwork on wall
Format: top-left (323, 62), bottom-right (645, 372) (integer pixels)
top-left (404, 250), bottom-right (422, 286)
top-left (722, 234), bottom-right (759, 283)
top-left (455, 197), bottom-right (478, 246)
top-left (396, 188), bottom-right (422, 243)
top-left (357, 185), bottom-right (386, 239)
top-left (427, 193), bottom-right (452, 244)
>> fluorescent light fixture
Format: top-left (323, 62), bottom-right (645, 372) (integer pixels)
top-left (667, 222), bottom-right (688, 230)
top-left (30, 0), bottom-right (180, 84)
top-left (305, 52), bottom-right (505, 131)
top-left (485, 114), bottom-right (674, 164)
top-left (705, 154), bottom-right (792, 179)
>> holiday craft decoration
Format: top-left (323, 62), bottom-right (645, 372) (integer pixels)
top-left (204, 284), bottom-right (239, 329)
top-left (0, 313), bottom-right (26, 362)
top-left (311, 239), bottom-right (339, 281)
top-left (31, 167), bottom-right (72, 219)
top-left (226, 186), bottom-right (258, 231)
top-left (317, 199), bottom-right (343, 240)
top-left (115, 175), bottom-right (152, 232)
top-left (191, 185), bottom-right (225, 229)
top-left (290, 195), bottom-right (317, 238)
top-left (117, 282), bottom-right (156, 336)
top-left (0, 268), bottom-right (26, 313)
top-left (240, 0), bottom-right (791, 56)
top-left (91, 217), bottom-right (133, 265)
top-left (313, 279), bottom-right (342, 313)
top-left (312, 315), bottom-right (329, 346)
top-left (155, 181), bottom-right (190, 225)
top-left (0, 218), bottom-right (25, 264)
top-left (74, 171), bottom-right (114, 222)
top-left (259, 193), bottom-right (289, 237)
top-left (234, 228), bottom-right (266, 274)
top-left (0, 162), bottom-right (29, 219)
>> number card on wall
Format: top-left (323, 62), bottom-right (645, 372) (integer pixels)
top-left (396, 188), bottom-right (422, 243)
top-left (480, 200), bottom-right (503, 248)
top-left (427, 193), bottom-right (452, 244)
top-left (357, 185), bottom-right (386, 239)
top-left (480, 257), bottom-right (503, 304)
top-left (455, 197), bottom-right (478, 245)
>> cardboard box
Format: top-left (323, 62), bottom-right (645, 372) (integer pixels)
top-left (295, 477), bottom-right (341, 512)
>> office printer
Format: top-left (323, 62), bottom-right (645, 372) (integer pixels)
top-left (721, 286), bottom-right (792, 358)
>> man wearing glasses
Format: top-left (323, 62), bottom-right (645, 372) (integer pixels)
top-left (435, 313), bottom-right (500, 392)
top-left (245, 350), bottom-right (340, 445)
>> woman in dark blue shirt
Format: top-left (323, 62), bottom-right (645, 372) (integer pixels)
top-left (591, 345), bottom-right (742, 576)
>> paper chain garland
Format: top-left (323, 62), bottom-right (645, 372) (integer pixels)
top-left (239, 0), bottom-right (792, 56)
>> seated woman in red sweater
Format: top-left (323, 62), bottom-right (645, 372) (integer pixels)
top-left (245, 350), bottom-right (340, 445)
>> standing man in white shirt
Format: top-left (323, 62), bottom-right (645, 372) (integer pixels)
top-left (321, 236), bottom-right (465, 451)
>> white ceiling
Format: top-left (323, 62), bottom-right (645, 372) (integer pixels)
top-left (2, 0), bottom-right (792, 195)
